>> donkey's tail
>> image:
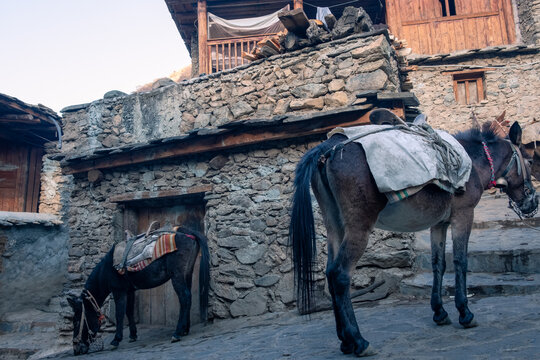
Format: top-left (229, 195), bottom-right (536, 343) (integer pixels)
top-left (289, 140), bottom-right (335, 314)
top-left (177, 226), bottom-right (210, 323)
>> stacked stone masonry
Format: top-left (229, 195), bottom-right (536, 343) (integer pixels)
top-left (60, 33), bottom-right (399, 154)
top-left (57, 32), bottom-right (414, 327)
top-left (409, 50), bottom-right (540, 133)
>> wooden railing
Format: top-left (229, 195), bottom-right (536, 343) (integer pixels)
top-left (206, 35), bottom-right (275, 74)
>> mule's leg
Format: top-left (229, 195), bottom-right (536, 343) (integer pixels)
top-left (171, 274), bottom-right (192, 341)
top-left (111, 291), bottom-right (127, 348)
top-left (326, 229), bottom-right (375, 357)
top-left (451, 210), bottom-right (476, 328)
top-left (312, 173), bottom-right (349, 350)
top-left (126, 289), bottom-right (137, 342)
top-left (430, 223), bottom-right (452, 325)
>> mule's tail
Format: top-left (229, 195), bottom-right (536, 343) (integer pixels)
top-left (177, 226), bottom-right (210, 323)
top-left (289, 140), bottom-right (334, 314)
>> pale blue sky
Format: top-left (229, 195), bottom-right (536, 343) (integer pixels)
top-left (0, 0), bottom-right (191, 112)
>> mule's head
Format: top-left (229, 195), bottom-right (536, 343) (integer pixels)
top-left (67, 295), bottom-right (100, 355)
top-left (495, 122), bottom-right (538, 217)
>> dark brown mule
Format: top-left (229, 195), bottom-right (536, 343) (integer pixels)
top-left (67, 227), bottom-right (210, 355)
top-left (289, 115), bottom-right (538, 356)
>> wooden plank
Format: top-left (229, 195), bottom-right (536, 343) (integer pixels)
top-left (25, 147), bottom-right (43, 212)
top-left (110, 185), bottom-right (213, 203)
top-left (278, 8), bottom-right (309, 36)
top-left (62, 106), bottom-right (408, 175)
top-left (197, 0), bottom-right (208, 74)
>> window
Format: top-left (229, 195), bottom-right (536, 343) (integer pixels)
top-left (452, 71), bottom-right (486, 105)
top-left (439, 0), bottom-right (457, 17)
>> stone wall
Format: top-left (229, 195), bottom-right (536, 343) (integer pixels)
top-left (516, 0), bottom-right (540, 45)
top-left (56, 31), bottom-right (414, 323)
top-left (60, 33), bottom-right (399, 155)
top-left (0, 221), bottom-right (68, 317)
top-left (63, 139), bottom-right (414, 320)
top-left (408, 50), bottom-right (540, 132)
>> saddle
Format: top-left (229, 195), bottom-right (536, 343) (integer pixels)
top-left (328, 109), bottom-right (472, 203)
top-left (113, 221), bottom-right (178, 273)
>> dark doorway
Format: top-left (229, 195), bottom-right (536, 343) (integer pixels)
top-left (123, 195), bottom-right (206, 326)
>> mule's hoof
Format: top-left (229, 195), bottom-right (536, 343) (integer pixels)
top-left (461, 318), bottom-right (478, 329)
top-left (129, 337), bottom-right (137, 343)
top-left (110, 344), bottom-right (118, 351)
top-left (171, 335), bottom-right (181, 343)
top-left (435, 314), bottom-right (452, 326)
top-left (356, 344), bottom-right (377, 357)
top-left (110, 339), bottom-right (120, 348)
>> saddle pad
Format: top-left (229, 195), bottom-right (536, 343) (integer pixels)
top-left (328, 125), bottom-right (472, 202)
top-left (126, 232), bottom-right (178, 272)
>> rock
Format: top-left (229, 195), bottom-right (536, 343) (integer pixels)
top-left (351, 35), bottom-right (386, 59)
top-left (331, 6), bottom-right (374, 40)
top-left (289, 98), bottom-right (325, 110)
top-left (325, 92), bottom-right (349, 107)
top-left (103, 90), bottom-right (127, 99)
top-left (235, 243), bottom-right (267, 265)
top-left (328, 79), bottom-right (345, 92)
top-left (217, 236), bottom-right (252, 249)
top-left (151, 78), bottom-right (175, 90)
top-left (209, 155), bottom-right (229, 170)
top-left (276, 272), bottom-right (295, 304)
top-left (230, 288), bottom-right (267, 317)
top-left (213, 283), bottom-right (239, 301)
top-left (230, 101), bottom-right (254, 118)
top-left (250, 218), bottom-right (267, 232)
top-left (345, 70), bottom-right (388, 92)
top-left (254, 274), bottom-right (281, 287)
top-left (291, 84), bottom-right (328, 98)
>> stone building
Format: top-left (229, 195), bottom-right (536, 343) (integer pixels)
top-left (2, 0), bottom-right (539, 349)
top-left (54, 29), bottom-right (415, 339)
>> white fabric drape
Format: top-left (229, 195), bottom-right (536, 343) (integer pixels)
top-left (208, 5), bottom-right (289, 39)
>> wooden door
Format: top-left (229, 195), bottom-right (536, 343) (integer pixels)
top-left (134, 202), bottom-right (205, 326)
top-left (0, 140), bottom-right (42, 212)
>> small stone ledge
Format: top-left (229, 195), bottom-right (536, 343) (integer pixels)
top-left (407, 44), bottom-right (539, 65)
top-left (0, 211), bottom-right (62, 227)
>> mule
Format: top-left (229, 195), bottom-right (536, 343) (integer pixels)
top-left (67, 226), bottom-right (210, 355)
top-left (289, 115), bottom-right (538, 356)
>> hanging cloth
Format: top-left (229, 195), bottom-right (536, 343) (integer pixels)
top-left (208, 6), bottom-right (289, 40)
top-left (316, 7), bottom-right (333, 27)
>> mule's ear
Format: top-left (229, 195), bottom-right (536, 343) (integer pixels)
top-left (509, 122), bottom-right (522, 146)
top-left (532, 147), bottom-right (540, 180)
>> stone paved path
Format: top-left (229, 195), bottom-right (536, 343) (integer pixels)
top-left (54, 293), bottom-right (540, 360)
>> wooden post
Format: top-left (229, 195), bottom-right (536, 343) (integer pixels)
top-left (197, 0), bottom-right (208, 74)
top-left (294, 0), bottom-right (303, 10)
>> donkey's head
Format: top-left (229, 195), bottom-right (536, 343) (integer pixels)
top-left (67, 294), bottom-right (101, 355)
top-left (494, 122), bottom-right (538, 218)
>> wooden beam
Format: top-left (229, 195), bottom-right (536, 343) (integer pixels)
top-left (198, 0), bottom-right (208, 74)
top-left (62, 105), bottom-right (405, 175)
top-left (110, 185), bottom-right (213, 203)
top-left (0, 97), bottom-right (56, 125)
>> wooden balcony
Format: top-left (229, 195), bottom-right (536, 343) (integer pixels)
top-left (205, 34), bottom-right (276, 74)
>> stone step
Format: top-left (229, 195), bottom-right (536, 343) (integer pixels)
top-left (471, 194), bottom-right (540, 229)
top-left (414, 226), bottom-right (540, 273)
top-left (0, 310), bottom-right (57, 335)
top-left (400, 272), bottom-right (540, 298)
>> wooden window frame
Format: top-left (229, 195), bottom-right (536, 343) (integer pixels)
top-left (452, 71), bottom-right (486, 105)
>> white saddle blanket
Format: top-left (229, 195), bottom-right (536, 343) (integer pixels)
top-left (328, 125), bottom-right (472, 199)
